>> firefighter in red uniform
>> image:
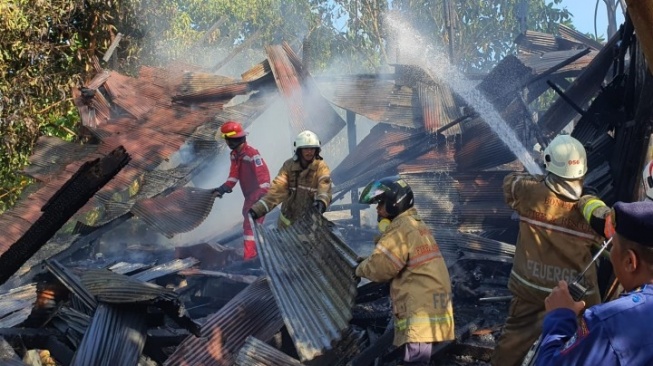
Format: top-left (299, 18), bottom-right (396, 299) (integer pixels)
top-left (213, 121), bottom-right (270, 260)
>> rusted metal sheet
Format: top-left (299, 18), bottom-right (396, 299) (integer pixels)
top-left (317, 75), bottom-right (421, 129)
top-left (266, 45), bottom-right (307, 132)
top-left (280, 42), bottom-right (346, 144)
top-left (21, 137), bottom-right (99, 183)
top-left (131, 187), bottom-right (218, 237)
top-left (264, 44), bottom-right (347, 144)
top-left (235, 336), bottom-right (303, 366)
top-left (398, 143), bottom-right (457, 174)
top-left (558, 24), bottom-right (604, 50)
top-left (514, 30), bottom-right (560, 54)
top-left (332, 125), bottom-right (438, 201)
top-left (518, 49), bottom-right (596, 77)
top-left (241, 60), bottom-right (272, 82)
top-left (164, 277), bottom-right (283, 366)
top-left (453, 172), bottom-right (515, 232)
top-left (173, 82), bottom-right (250, 102)
top-left (70, 303), bottom-right (148, 366)
top-left (253, 210), bottom-right (358, 362)
top-left (417, 81), bottom-right (464, 135)
top-left (332, 124), bottom-right (420, 185)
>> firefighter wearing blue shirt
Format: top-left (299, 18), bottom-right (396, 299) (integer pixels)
top-left (536, 201), bottom-right (653, 365)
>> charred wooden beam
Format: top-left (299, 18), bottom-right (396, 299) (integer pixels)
top-left (539, 27), bottom-right (627, 137)
top-left (44, 259), bottom-right (97, 313)
top-left (0, 146), bottom-right (130, 286)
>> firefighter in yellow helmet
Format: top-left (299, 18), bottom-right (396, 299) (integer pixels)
top-left (491, 135), bottom-right (604, 366)
top-left (355, 176), bottom-right (454, 366)
top-left (249, 130), bottom-right (332, 228)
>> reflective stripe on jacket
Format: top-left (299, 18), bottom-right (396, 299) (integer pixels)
top-left (356, 208), bottom-right (455, 346)
top-left (250, 157), bottom-right (331, 226)
top-left (537, 285), bottom-right (653, 365)
top-left (503, 173), bottom-right (603, 305)
top-left (222, 143), bottom-right (270, 199)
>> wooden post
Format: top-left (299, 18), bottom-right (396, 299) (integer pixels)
top-left (626, 0), bottom-right (653, 75)
top-left (347, 110), bottom-right (360, 226)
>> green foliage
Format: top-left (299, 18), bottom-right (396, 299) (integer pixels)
top-left (391, 0), bottom-right (572, 72)
top-left (0, 0), bottom-right (577, 212)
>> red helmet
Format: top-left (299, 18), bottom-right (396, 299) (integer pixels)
top-left (219, 121), bottom-right (247, 139)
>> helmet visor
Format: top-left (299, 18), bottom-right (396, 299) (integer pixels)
top-left (221, 131), bottom-right (238, 138)
top-left (359, 180), bottom-right (391, 204)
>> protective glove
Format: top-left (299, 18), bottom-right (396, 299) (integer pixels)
top-left (313, 200), bottom-right (326, 214)
top-left (248, 208), bottom-right (260, 220)
top-left (213, 185), bottom-right (232, 198)
top-left (582, 185), bottom-right (598, 196)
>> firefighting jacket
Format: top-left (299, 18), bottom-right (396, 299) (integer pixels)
top-left (250, 157), bottom-right (331, 226)
top-left (221, 143), bottom-right (270, 199)
top-left (356, 208), bottom-right (455, 346)
top-left (536, 285), bottom-right (653, 365)
top-left (504, 173), bottom-right (604, 306)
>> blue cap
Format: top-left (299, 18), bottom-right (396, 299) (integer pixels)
top-left (614, 201), bottom-right (653, 246)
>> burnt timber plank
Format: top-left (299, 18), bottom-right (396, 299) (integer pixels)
top-left (0, 146), bottom-right (130, 285)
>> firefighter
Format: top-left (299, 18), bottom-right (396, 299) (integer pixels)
top-left (213, 121), bottom-right (270, 260)
top-left (578, 159), bottom-right (653, 238)
top-left (536, 201), bottom-right (653, 365)
top-left (355, 176), bottom-right (454, 366)
top-left (491, 135), bottom-right (604, 366)
top-left (249, 130), bottom-right (331, 228)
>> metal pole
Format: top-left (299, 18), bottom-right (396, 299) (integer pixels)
top-left (346, 110), bottom-right (360, 226)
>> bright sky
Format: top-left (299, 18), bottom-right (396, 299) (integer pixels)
top-left (559, 0), bottom-right (626, 39)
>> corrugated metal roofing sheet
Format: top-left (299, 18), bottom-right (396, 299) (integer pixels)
top-left (517, 49), bottom-right (596, 77)
top-left (130, 187), bottom-right (218, 237)
top-left (164, 277), bottom-right (283, 366)
top-left (317, 75), bottom-right (421, 129)
top-left (235, 336), bottom-right (303, 366)
top-left (81, 269), bottom-right (179, 303)
top-left (253, 210), bottom-right (358, 362)
top-left (70, 303), bottom-right (148, 366)
top-left (558, 24), bottom-right (604, 50)
top-left (131, 257), bottom-right (200, 282)
top-left (417, 81), bottom-right (464, 135)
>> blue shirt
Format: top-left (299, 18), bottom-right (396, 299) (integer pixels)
top-left (536, 285), bottom-right (653, 365)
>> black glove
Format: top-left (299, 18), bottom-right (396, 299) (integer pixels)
top-left (248, 208), bottom-right (260, 220)
top-left (213, 185), bottom-right (232, 198)
top-left (582, 185), bottom-right (598, 196)
top-left (313, 200), bottom-right (326, 214)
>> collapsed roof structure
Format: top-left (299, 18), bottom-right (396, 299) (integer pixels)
top-left (0, 15), bottom-right (652, 365)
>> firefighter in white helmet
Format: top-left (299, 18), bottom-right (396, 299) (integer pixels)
top-left (249, 130), bottom-right (332, 228)
top-left (577, 159), bottom-right (653, 240)
top-left (492, 134), bottom-right (604, 366)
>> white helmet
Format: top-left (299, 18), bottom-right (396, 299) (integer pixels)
top-left (543, 135), bottom-right (587, 179)
top-left (293, 130), bottom-right (321, 156)
top-left (643, 160), bottom-right (653, 201)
